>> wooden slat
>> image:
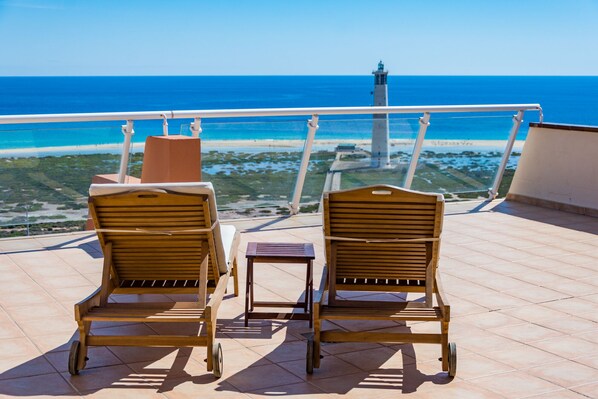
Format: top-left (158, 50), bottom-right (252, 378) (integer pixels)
top-left (87, 335), bottom-right (208, 347)
top-left (84, 302), bottom-right (204, 322)
top-left (320, 305), bottom-right (442, 321)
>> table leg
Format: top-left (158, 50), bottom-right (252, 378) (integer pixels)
top-left (244, 258), bottom-right (253, 327)
top-left (308, 260), bottom-right (313, 328)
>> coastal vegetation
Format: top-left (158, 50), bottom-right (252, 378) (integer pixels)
top-left (0, 149), bottom-right (518, 237)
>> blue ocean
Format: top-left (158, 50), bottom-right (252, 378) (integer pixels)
top-left (0, 76), bottom-right (597, 150)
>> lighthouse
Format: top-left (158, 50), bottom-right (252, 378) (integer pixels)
top-left (371, 60), bottom-right (390, 168)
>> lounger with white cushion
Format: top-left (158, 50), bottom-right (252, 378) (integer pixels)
top-left (69, 182), bottom-right (239, 378)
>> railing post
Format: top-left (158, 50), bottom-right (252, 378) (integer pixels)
top-left (488, 110), bottom-right (524, 199)
top-left (189, 117), bottom-right (202, 137)
top-left (289, 114), bottom-right (319, 215)
top-left (117, 120), bottom-right (134, 184)
top-left (404, 112), bottom-right (430, 189)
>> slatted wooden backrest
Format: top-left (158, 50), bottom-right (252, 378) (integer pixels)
top-left (89, 190), bottom-right (221, 288)
top-left (323, 185), bottom-right (444, 297)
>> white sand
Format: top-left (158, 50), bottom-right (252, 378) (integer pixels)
top-left (0, 139), bottom-right (526, 158)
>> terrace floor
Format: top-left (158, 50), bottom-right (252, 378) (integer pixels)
top-left (1, 199), bottom-right (598, 398)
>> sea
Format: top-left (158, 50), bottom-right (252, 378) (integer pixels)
top-left (1, 76), bottom-right (597, 151)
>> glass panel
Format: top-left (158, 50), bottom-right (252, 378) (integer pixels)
top-left (298, 116), bottom-right (420, 212)
top-left (0, 124), bottom-right (139, 237)
top-left (191, 119), bottom-right (308, 218)
top-left (410, 114), bottom-right (517, 200)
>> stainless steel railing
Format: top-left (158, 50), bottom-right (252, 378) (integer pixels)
top-left (0, 104), bottom-right (543, 213)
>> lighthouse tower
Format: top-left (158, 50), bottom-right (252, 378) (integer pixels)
top-left (371, 60), bottom-right (390, 168)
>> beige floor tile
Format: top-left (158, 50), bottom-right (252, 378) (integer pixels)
top-left (161, 379), bottom-right (247, 399)
top-left (573, 329), bottom-right (598, 344)
top-left (539, 315), bottom-right (598, 335)
top-left (16, 314), bottom-right (77, 337)
top-left (248, 340), bottom-right (311, 364)
top-left (456, 310), bottom-right (525, 330)
top-left (505, 285), bottom-right (571, 303)
top-left (530, 336), bottom-right (598, 359)
top-left (490, 322), bottom-right (564, 343)
top-left (1, 336), bottom-right (43, 359)
top-left (573, 354), bottom-right (598, 369)
top-left (469, 371), bottom-right (563, 398)
top-left (246, 381), bottom-right (327, 398)
top-left (28, 331), bottom-right (79, 353)
top-left (335, 346), bottom-right (404, 372)
top-left (64, 364), bottom-right (153, 392)
top-left (2, 203), bottom-right (598, 398)
top-left (0, 354), bottom-right (56, 380)
top-left (541, 297), bottom-right (597, 315)
top-left (484, 342), bottom-right (563, 370)
top-left (46, 346), bottom-right (123, 372)
top-left (417, 380), bottom-right (506, 399)
top-left (0, 309), bottom-right (26, 339)
top-left (526, 389), bottom-right (595, 399)
top-left (82, 386), bottom-right (168, 398)
top-left (447, 352), bottom-right (515, 380)
top-left (225, 363), bottom-right (303, 391)
top-left (571, 382), bottom-right (598, 398)
top-left (527, 360), bottom-right (598, 388)
top-left (501, 304), bottom-right (570, 324)
top-left (0, 372), bottom-right (78, 395)
top-left (5, 301), bottom-right (70, 325)
top-left (0, 285), bottom-right (56, 309)
top-left (552, 279), bottom-right (598, 296)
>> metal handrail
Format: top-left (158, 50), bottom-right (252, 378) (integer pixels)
top-left (0, 104), bottom-right (543, 215)
top-left (0, 104), bottom-right (542, 124)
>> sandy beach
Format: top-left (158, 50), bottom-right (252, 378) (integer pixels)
top-left (0, 139), bottom-right (526, 158)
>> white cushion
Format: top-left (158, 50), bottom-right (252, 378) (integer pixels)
top-left (220, 224), bottom-right (237, 270)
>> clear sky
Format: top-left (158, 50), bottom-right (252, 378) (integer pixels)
top-left (1, 0), bottom-right (597, 76)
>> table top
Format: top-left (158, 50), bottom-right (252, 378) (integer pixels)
top-left (246, 242), bottom-right (315, 260)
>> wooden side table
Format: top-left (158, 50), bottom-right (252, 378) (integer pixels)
top-left (244, 242), bottom-right (315, 327)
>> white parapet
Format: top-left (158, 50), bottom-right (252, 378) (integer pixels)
top-left (508, 123), bottom-right (598, 215)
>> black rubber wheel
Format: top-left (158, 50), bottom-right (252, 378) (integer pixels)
top-left (212, 343), bottom-right (223, 378)
top-left (306, 337), bottom-right (314, 374)
top-left (68, 341), bottom-right (81, 376)
top-left (448, 342), bottom-right (457, 378)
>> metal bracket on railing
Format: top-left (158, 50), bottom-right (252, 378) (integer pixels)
top-left (189, 117), bottom-right (202, 137)
top-left (404, 112), bottom-right (431, 189)
top-left (161, 114), bottom-right (169, 136)
top-left (118, 120), bottom-right (135, 184)
top-left (289, 114), bottom-right (319, 215)
top-left (488, 110), bottom-right (525, 199)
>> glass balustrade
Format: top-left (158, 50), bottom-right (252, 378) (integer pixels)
top-left (410, 114), bottom-right (518, 199)
top-left (0, 107), bottom-right (536, 236)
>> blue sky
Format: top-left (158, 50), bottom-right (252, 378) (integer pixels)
top-left (1, 0), bottom-right (597, 76)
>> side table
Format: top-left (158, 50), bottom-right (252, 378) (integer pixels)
top-left (244, 242), bottom-right (315, 327)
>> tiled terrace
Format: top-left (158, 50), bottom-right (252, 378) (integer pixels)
top-left (1, 199), bottom-right (597, 398)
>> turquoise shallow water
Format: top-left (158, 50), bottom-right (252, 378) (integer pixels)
top-left (0, 76), bottom-right (596, 149)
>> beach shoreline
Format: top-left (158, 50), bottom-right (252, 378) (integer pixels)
top-left (0, 139), bottom-right (525, 158)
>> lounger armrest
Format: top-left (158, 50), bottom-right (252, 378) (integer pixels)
top-left (227, 230), bottom-right (241, 268)
top-left (313, 265), bottom-right (329, 304)
top-left (206, 272), bottom-right (229, 322)
top-left (434, 269), bottom-right (450, 321)
top-left (74, 287), bottom-right (102, 321)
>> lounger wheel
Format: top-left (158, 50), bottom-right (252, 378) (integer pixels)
top-left (448, 342), bottom-right (457, 378)
top-left (68, 341), bottom-right (83, 376)
top-left (306, 337), bottom-right (314, 374)
top-left (212, 343), bottom-right (223, 378)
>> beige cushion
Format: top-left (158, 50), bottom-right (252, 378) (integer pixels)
top-left (89, 182), bottom-right (233, 274)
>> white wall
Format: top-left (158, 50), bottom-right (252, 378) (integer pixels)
top-left (508, 124), bottom-right (598, 212)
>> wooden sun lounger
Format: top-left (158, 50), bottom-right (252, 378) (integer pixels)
top-left (69, 182), bottom-right (239, 378)
top-left (307, 185), bottom-right (456, 377)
